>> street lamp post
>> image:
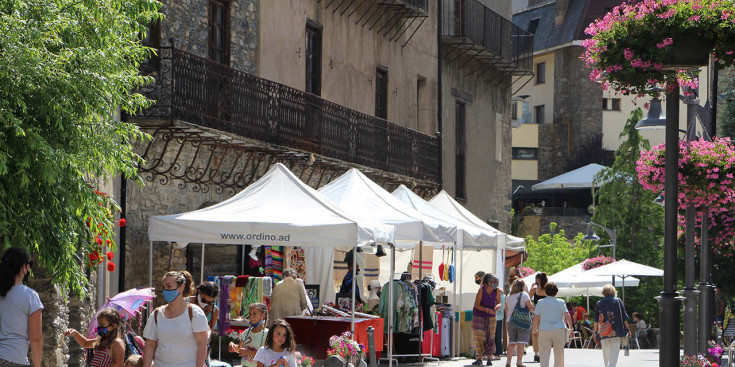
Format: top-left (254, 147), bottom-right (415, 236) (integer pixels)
top-left (634, 88), bottom-right (684, 365)
top-left (583, 222), bottom-right (617, 260)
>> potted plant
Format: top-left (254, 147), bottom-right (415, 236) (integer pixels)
top-left (582, 0), bottom-right (735, 97)
top-left (326, 331), bottom-right (364, 367)
top-left (582, 255), bottom-right (615, 271)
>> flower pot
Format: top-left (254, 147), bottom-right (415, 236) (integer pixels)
top-left (661, 35), bottom-right (714, 70)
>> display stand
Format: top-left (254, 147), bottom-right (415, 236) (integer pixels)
top-left (380, 242), bottom-right (443, 365)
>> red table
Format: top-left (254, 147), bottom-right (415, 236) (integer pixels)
top-left (285, 316), bottom-right (384, 360)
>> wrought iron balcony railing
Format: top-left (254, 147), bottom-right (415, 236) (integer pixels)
top-left (441, 0), bottom-right (534, 75)
top-left (136, 48), bottom-right (440, 183)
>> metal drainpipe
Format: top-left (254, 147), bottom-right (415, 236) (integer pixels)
top-left (118, 177), bottom-right (126, 292)
top-left (437, 0), bottom-right (443, 188)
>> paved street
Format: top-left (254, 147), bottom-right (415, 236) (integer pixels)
top-left (381, 348), bottom-right (679, 367)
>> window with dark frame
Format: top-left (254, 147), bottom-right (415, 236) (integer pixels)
top-left (142, 19), bottom-right (161, 67)
top-left (536, 62), bottom-right (546, 84)
top-left (535, 105), bottom-right (545, 124)
top-left (305, 23), bottom-right (322, 96)
top-left (512, 147), bottom-right (538, 160)
top-left (528, 18), bottom-right (541, 34)
top-left (602, 98), bottom-right (621, 111)
top-left (455, 101), bottom-right (466, 200)
top-left (375, 67), bottom-right (388, 119)
top-left (208, 0), bottom-right (230, 65)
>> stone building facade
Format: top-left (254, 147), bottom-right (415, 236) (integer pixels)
top-left (118, 0), bottom-right (531, 294)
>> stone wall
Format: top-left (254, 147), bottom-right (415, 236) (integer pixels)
top-left (519, 213), bottom-right (591, 241)
top-left (30, 273), bottom-right (68, 367)
top-left (160, 0), bottom-right (257, 73)
top-left (539, 214), bottom-right (591, 238)
top-left (441, 62), bottom-right (514, 232)
top-left (536, 45), bottom-right (603, 180)
top-left (536, 121), bottom-right (570, 181)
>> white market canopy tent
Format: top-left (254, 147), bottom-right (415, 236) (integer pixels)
top-left (147, 163), bottom-right (396, 307)
top-left (521, 262), bottom-right (640, 294)
top-left (392, 185), bottom-right (498, 248)
top-left (531, 163), bottom-right (607, 191)
top-left (149, 163), bottom-right (395, 247)
top-left (429, 190), bottom-right (525, 251)
top-left (318, 168), bottom-right (457, 245)
top-left (581, 259), bottom-right (664, 277)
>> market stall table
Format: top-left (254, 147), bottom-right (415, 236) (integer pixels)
top-left (285, 316), bottom-right (384, 359)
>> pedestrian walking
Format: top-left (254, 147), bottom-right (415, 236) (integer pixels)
top-left (472, 273), bottom-right (502, 365)
top-left (66, 308), bottom-right (126, 367)
top-left (594, 284), bottom-right (629, 367)
top-left (505, 279), bottom-right (534, 367)
top-left (0, 248), bottom-right (43, 367)
top-left (532, 283), bottom-right (573, 367)
top-left (188, 281), bottom-right (220, 332)
top-left (494, 290), bottom-right (506, 360)
top-left (142, 271), bottom-right (210, 367)
top-left (528, 272), bottom-right (548, 363)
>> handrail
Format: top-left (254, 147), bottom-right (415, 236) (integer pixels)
top-left (440, 0), bottom-right (533, 73)
top-left (137, 47), bottom-right (440, 183)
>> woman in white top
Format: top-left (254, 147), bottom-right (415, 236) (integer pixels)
top-left (143, 271), bottom-right (210, 367)
top-left (505, 279), bottom-right (534, 367)
top-left (531, 282), bottom-right (573, 367)
top-left (0, 248), bottom-right (43, 367)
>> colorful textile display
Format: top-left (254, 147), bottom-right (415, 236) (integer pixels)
top-left (218, 275), bottom-right (233, 335)
top-left (286, 247), bottom-right (306, 281)
top-left (270, 246), bottom-right (283, 280)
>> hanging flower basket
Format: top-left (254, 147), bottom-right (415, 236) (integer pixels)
top-left (582, 0), bottom-right (735, 97)
top-left (638, 137), bottom-right (735, 253)
top-left (637, 137), bottom-right (735, 206)
top-left (582, 255), bottom-right (615, 271)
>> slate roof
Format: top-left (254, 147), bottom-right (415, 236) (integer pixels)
top-left (512, 0), bottom-right (625, 52)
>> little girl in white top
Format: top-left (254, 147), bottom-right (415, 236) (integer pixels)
top-left (253, 319), bottom-right (297, 367)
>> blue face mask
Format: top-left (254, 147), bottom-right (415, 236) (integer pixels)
top-left (162, 289), bottom-right (180, 303)
top-left (97, 326), bottom-right (109, 336)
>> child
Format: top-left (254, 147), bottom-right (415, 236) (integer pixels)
top-left (229, 303), bottom-right (269, 367)
top-left (66, 308), bottom-right (126, 367)
top-left (124, 355), bottom-right (143, 367)
top-left (253, 319), bottom-right (297, 367)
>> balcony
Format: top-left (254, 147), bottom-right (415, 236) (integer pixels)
top-left (441, 0), bottom-right (533, 76)
top-left (319, 0), bottom-right (429, 45)
top-left (134, 48), bottom-right (440, 186)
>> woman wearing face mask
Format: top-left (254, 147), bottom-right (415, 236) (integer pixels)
top-left (66, 309), bottom-right (125, 367)
top-left (472, 273), bottom-right (502, 365)
top-left (475, 271), bottom-right (486, 286)
top-left (0, 248), bottom-right (43, 367)
top-left (143, 271), bottom-right (210, 367)
top-left (188, 281), bottom-right (220, 332)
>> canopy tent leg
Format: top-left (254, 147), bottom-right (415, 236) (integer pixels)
top-left (351, 242), bottom-right (357, 338)
top-left (201, 243), bottom-right (206, 284)
top-left (149, 241), bottom-right (153, 287)
top-left (586, 288), bottom-right (590, 312)
top-left (241, 245), bottom-right (246, 275)
top-left (458, 248), bottom-right (463, 359)
top-left (453, 243), bottom-right (458, 358)
top-left (388, 244), bottom-right (395, 367)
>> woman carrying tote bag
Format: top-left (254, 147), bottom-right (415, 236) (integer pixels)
top-left (594, 284), bottom-right (629, 367)
top-left (505, 279), bottom-right (534, 367)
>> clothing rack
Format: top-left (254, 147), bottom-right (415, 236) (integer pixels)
top-left (381, 242), bottom-right (441, 365)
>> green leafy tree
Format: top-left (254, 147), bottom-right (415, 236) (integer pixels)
top-left (523, 223), bottom-right (598, 275)
top-left (0, 0), bottom-right (162, 295)
top-left (592, 108), bottom-right (665, 325)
